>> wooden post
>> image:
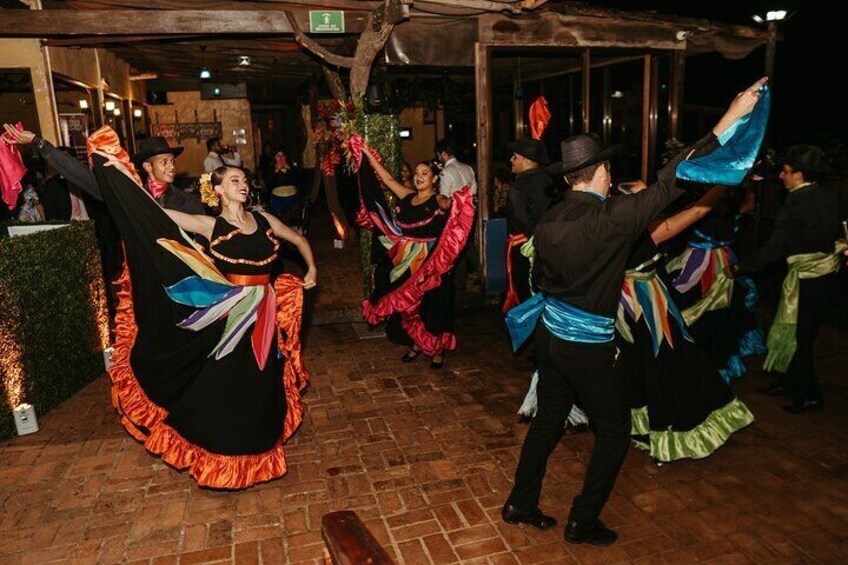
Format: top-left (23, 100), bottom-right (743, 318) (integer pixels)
top-left (581, 49), bottom-right (590, 133)
top-left (669, 50), bottom-right (685, 140)
top-left (647, 55), bottom-right (659, 182)
top-left (475, 42), bottom-right (492, 281)
top-left (568, 75), bottom-right (575, 136)
top-left (602, 66), bottom-right (611, 145)
top-left (94, 49), bottom-right (105, 128)
top-left (513, 80), bottom-right (524, 139)
top-left (127, 101), bottom-right (137, 154)
top-left (641, 55), bottom-right (651, 182)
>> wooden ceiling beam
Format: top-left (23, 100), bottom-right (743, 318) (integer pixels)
top-left (0, 10), bottom-right (368, 37)
top-left (50, 0), bottom-right (380, 12)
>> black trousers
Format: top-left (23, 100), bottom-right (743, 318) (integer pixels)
top-left (507, 326), bottom-right (630, 525)
top-left (783, 273), bottom-right (836, 404)
top-left (509, 247), bottom-right (532, 304)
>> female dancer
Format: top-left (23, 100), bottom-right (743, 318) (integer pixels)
top-left (666, 183), bottom-right (766, 383)
top-left (89, 127), bottom-right (316, 489)
top-left (617, 184), bottom-right (754, 462)
top-left (358, 148), bottom-right (474, 368)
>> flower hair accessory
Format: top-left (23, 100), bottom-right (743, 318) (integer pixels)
top-left (199, 172), bottom-right (219, 207)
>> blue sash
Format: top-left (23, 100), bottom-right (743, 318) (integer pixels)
top-left (505, 293), bottom-right (615, 351)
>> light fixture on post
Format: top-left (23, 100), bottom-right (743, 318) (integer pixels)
top-left (200, 45), bottom-right (212, 80)
top-left (133, 108), bottom-right (143, 119)
top-left (104, 100), bottom-right (116, 112)
top-left (238, 55), bottom-right (251, 67)
top-left (79, 99), bottom-right (89, 110)
top-left (751, 9), bottom-right (788, 86)
top-left (113, 108), bottom-right (122, 117)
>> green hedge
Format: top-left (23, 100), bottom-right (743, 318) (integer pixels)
top-left (360, 112), bottom-right (402, 296)
top-left (0, 222), bottom-right (108, 441)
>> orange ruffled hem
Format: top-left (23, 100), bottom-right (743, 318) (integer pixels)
top-left (108, 263), bottom-right (309, 490)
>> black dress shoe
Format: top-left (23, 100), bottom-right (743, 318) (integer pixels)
top-left (501, 504), bottom-right (557, 530)
top-left (429, 351), bottom-right (446, 369)
top-left (564, 519), bottom-right (618, 546)
top-left (782, 400), bottom-right (824, 414)
top-left (758, 383), bottom-right (786, 396)
top-left (401, 347), bottom-right (421, 362)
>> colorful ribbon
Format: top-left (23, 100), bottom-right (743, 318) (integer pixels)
top-left (618, 267), bottom-right (693, 357)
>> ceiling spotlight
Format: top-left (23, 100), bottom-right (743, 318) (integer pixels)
top-left (105, 100), bottom-right (116, 112)
top-left (752, 14), bottom-right (764, 23)
top-left (199, 45), bottom-right (212, 79)
top-left (213, 87), bottom-right (222, 97)
top-left (238, 55), bottom-right (251, 66)
top-left (79, 99), bottom-right (89, 110)
top-left (133, 108), bottom-right (143, 118)
top-left (611, 91), bottom-right (624, 99)
top-left (766, 10), bottom-right (787, 21)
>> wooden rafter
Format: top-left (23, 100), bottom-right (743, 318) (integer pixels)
top-left (0, 10), bottom-right (367, 36)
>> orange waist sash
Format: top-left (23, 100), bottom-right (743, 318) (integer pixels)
top-left (226, 273), bottom-right (271, 286)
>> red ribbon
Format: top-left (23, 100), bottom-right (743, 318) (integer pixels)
top-left (0, 122), bottom-right (27, 210)
top-left (348, 134), bottom-right (365, 173)
top-left (529, 96), bottom-right (551, 141)
top-left (502, 233), bottom-right (529, 314)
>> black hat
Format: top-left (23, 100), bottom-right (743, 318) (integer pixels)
top-left (783, 144), bottom-right (830, 175)
top-left (546, 133), bottom-right (623, 176)
top-left (506, 137), bottom-right (549, 165)
top-left (132, 136), bottom-right (183, 167)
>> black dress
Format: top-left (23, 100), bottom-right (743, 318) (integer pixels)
top-left (358, 160), bottom-right (474, 357)
top-left (617, 233), bottom-right (754, 462)
top-left (377, 193), bottom-right (455, 351)
top-left (666, 192), bottom-right (766, 383)
top-left (88, 127), bottom-right (308, 489)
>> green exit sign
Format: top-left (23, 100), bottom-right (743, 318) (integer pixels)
top-left (309, 11), bottom-right (345, 34)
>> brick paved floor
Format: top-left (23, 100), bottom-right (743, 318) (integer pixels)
top-left (2, 219), bottom-right (847, 564)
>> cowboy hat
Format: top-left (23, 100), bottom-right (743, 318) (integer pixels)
top-left (783, 144), bottom-right (830, 175)
top-left (546, 133), bottom-right (623, 176)
top-left (132, 136), bottom-right (183, 167)
top-left (507, 137), bottom-right (550, 165)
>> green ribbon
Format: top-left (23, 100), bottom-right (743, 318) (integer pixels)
top-left (682, 272), bottom-right (733, 326)
top-left (630, 398), bottom-right (755, 462)
top-left (764, 240), bottom-right (847, 372)
top-left (520, 237), bottom-right (536, 296)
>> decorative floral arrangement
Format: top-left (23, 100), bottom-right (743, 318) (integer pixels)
top-left (198, 172), bottom-right (219, 207)
top-left (313, 98), bottom-right (369, 177)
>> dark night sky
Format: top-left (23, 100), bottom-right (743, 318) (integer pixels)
top-left (597, 1), bottom-right (842, 147)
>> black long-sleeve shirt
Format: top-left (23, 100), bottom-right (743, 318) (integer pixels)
top-left (506, 167), bottom-right (553, 237)
top-left (534, 133), bottom-right (719, 319)
top-left (738, 183), bottom-right (839, 274)
top-left (35, 137), bottom-right (204, 214)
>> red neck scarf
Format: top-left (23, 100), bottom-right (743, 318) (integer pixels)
top-left (146, 178), bottom-right (170, 199)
